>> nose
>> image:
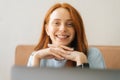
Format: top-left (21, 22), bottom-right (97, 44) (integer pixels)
top-left (59, 24), bottom-right (67, 31)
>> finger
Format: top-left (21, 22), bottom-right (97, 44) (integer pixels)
top-left (59, 45), bottom-right (74, 51)
top-left (44, 55), bottom-right (55, 59)
top-left (49, 48), bottom-right (64, 60)
top-left (50, 47), bottom-right (71, 55)
top-left (51, 52), bottom-right (65, 60)
top-left (49, 48), bottom-right (75, 61)
top-left (48, 44), bottom-right (74, 51)
top-left (48, 44), bottom-right (56, 48)
top-left (48, 44), bottom-right (66, 53)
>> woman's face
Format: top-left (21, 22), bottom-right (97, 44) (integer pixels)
top-left (46, 8), bottom-right (75, 46)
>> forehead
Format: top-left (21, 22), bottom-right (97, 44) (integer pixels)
top-left (49, 8), bottom-right (72, 20)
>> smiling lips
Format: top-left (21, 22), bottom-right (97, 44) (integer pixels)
top-left (56, 34), bottom-right (70, 40)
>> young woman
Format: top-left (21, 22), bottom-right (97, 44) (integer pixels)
top-left (27, 3), bottom-right (106, 69)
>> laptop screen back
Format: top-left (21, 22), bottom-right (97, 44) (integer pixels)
top-left (11, 66), bottom-right (120, 80)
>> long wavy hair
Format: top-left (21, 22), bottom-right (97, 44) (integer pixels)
top-left (34, 3), bottom-right (88, 56)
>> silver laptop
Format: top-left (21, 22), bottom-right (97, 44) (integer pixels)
top-left (11, 66), bottom-right (120, 80)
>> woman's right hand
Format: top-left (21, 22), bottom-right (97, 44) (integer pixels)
top-left (30, 48), bottom-right (65, 66)
top-left (34, 48), bottom-right (65, 60)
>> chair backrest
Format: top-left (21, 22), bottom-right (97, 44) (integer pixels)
top-left (15, 45), bottom-right (120, 69)
top-left (15, 45), bottom-right (35, 66)
top-left (94, 46), bottom-right (120, 69)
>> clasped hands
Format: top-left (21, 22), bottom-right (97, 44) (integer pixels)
top-left (34, 44), bottom-right (88, 66)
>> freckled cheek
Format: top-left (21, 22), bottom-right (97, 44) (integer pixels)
top-left (71, 30), bottom-right (75, 39)
top-left (49, 28), bottom-right (58, 37)
top-left (48, 26), bottom-right (57, 32)
top-left (70, 29), bottom-right (75, 35)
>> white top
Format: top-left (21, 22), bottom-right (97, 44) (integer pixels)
top-left (27, 47), bottom-right (106, 69)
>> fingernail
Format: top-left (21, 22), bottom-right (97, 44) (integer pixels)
top-left (48, 44), bottom-right (51, 46)
top-left (71, 48), bottom-right (74, 50)
top-left (61, 57), bottom-right (65, 60)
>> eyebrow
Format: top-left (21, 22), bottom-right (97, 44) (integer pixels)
top-left (53, 19), bottom-right (73, 21)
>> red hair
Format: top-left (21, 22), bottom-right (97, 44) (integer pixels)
top-left (35, 3), bottom-right (88, 55)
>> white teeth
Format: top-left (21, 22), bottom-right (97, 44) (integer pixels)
top-left (57, 35), bottom-right (68, 38)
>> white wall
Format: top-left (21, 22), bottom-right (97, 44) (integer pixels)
top-left (0, 0), bottom-right (120, 80)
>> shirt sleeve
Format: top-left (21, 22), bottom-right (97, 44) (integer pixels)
top-left (88, 47), bottom-right (106, 69)
top-left (27, 52), bottom-right (37, 67)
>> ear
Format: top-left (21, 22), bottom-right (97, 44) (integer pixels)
top-left (45, 24), bottom-right (49, 36)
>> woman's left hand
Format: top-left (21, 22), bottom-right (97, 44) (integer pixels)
top-left (48, 44), bottom-right (88, 66)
